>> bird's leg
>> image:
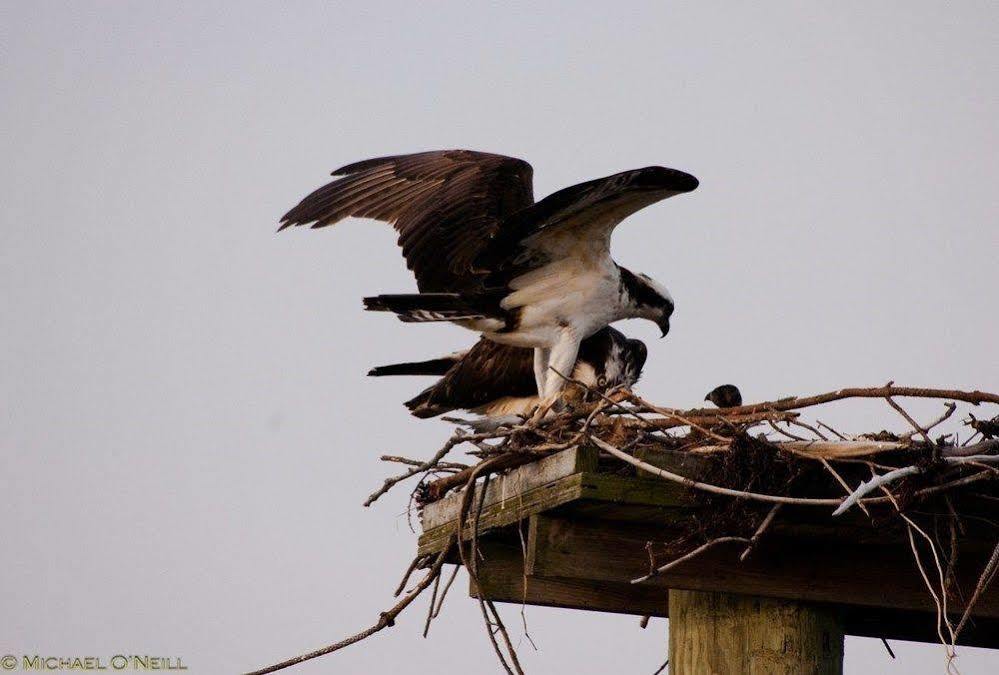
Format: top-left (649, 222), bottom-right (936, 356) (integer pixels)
top-left (532, 347), bottom-right (551, 396)
top-left (530, 333), bottom-right (580, 424)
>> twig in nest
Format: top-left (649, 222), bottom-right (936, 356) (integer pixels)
top-left (740, 504), bottom-right (782, 562)
top-left (486, 600), bottom-right (524, 674)
top-left (817, 420), bottom-right (849, 440)
top-left (903, 517), bottom-right (957, 663)
top-left (455, 463), bottom-right (524, 675)
top-left (908, 403), bottom-right (958, 440)
top-left (953, 538), bottom-right (999, 642)
top-left (548, 367), bottom-right (650, 427)
top-left (885, 396), bottom-right (934, 446)
top-left (832, 466), bottom-right (922, 517)
top-left (431, 565), bottom-right (460, 619)
top-left (832, 453), bottom-right (999, 516)
top-left (786, 418), bottom-right (829, 441)
top-left (394, 554), bottom-right (428, 597)
top-left (632, 536), bottom-right (749, 584)
top-left (624, 391), bottom-right (732, 442)
top-left (367, 426), bottom-right (531, 506)
top-left (244, 536), bottom-right (454, 675)
top-left (364, 432), bottom-right (467, 507)
top-left (820, 457), bottom-right (870, 517)
top-left (592, 436), bottom-right (846, 507)
top-left (516, 519), bottom-right (539, 651)
top-left (670, 385), bottom-right (999, 420)
top-left (381, 454), bottom-right (468, 470)
top-left (422, 567), bottom-right (442, 637)
top-left (767, 420), bottom-right (807, 441)
top-left (609, 410), bottom-right (801, 433)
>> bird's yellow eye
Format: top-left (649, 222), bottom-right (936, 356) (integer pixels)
top-left (597, 376), bottom-right (608, 388)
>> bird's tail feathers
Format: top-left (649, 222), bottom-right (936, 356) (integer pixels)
top-left (403, 388), bottom-right (448, 418)
top-left (367, 357), bottom-right (457, 377)
top-left (363, 293), bottom-right (500, 323)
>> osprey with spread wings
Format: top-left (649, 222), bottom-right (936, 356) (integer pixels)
top-left (281, 150), bottom-right (697, 408)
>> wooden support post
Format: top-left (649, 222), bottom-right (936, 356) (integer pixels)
top-left (668, 590), bottom-right (844, 675)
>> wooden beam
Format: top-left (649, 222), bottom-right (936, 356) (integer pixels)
top-left (469, 536), bottom-right (669, 618)
top-left (421, 446), bottom-right (597, 531)
top-left (467, 529), bottom-right (999, 648)
top-left (417, 466), bottom-right (693, 557)
top-left (669, 589), bottom-right (844, 675)
top-left (527, 515), bottom-right (999, 618)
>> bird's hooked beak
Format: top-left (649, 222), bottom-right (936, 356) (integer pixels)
top-left (657, 315), bottom-right (670, 338)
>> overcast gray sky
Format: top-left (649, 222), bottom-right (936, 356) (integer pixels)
top-left (3, 2), bottom-right (997, 673)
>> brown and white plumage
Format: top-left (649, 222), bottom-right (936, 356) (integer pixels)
top-left (281, 150), bottom-right (696, 405)
top-left (368, 327), bottom-right (647, 421)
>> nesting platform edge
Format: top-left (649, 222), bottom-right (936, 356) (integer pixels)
top-left (416, 445), bottom-right (999, 648)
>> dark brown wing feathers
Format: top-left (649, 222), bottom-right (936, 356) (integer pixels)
top-left (280, 150), bottom-right (534, 292)
top-left (406, 338), bottom-right (536, 416)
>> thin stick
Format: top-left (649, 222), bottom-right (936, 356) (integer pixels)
top-left (422, 568), bottom-right (442, 638)
top-left (244, 538), bottom-right (453, 675)
top-left (486, 600), bottom-right (525, 674)
top-left (366, 428), bottom-right (525, 506)
top-left (664, 385), bottom-right (999, 420)
top-left (832, 466), bottom-right (922, 516)
top-left (381, 454), bottom-right (468, 470)
top-left (767, 420), bottom-right (807, 441)
top-left (592, 436), bottom-right (848, 507)
top-left (394, 554), bottom-right (427, 597)
top-left (886, 397), bottom-right (934, 446)
top-left (820, 457), bottom-right (871, 517)
top-left (608, 410), bottom-right (801, 432)
top-left (833, 454), bottom-right (999, 516)
top-left (787, 418), bottom-right (830, 441)
top-left (625, 392), bottom-right (732, 442)
top-left (455, 466), bottom-right (521, 675)
top-left (431, 565), bottom-right (460, 619)
top-left (954, 539), bottom-right (999, 640)
top-left (632, 537), bottom-right (749, 584)
top-left (912, 403), bottom-right (958, 439)
top-left (740, 504), bottom-right (783, 561)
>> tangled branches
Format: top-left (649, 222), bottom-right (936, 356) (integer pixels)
top-left (248, 383), bottom-right (998, 674)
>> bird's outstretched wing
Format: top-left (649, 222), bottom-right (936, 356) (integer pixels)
top-left (280, 150), bottom-right (534, 292)
top-left (401, 338), bottom-right (537, 418)
top-left (477, 166), bottom-right (698, 273)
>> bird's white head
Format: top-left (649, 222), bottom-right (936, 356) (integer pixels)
top-left (619, 268), bottom-right (674, 337)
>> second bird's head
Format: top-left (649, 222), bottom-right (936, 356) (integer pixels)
top-left (620, 268), bottom-right (674, 337)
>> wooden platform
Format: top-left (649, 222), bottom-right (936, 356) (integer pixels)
top-left (417, 446), bottom-right (999, 649)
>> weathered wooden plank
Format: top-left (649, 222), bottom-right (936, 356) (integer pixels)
top-left (421, 446), bottom-right (597, 531)
top-left (417, 474), bottom-right (586, 557)
top-left (469, 536), bottom-right (669, 618)
top-left (464, 527), bottom-right (999, 648)
top-left (576, 472), bottom-right (692, 508)
top-left (527, 514), bottom-right (999, 618)
top-left (418, 465), bottom-right (693, 557)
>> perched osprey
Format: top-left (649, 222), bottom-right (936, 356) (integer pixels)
top-left (281, 150), bottom-right (697, 406)
top-left (705, 384), bottom-right (743, 408)
top-left (369, 326), bottom-right (648, 422)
